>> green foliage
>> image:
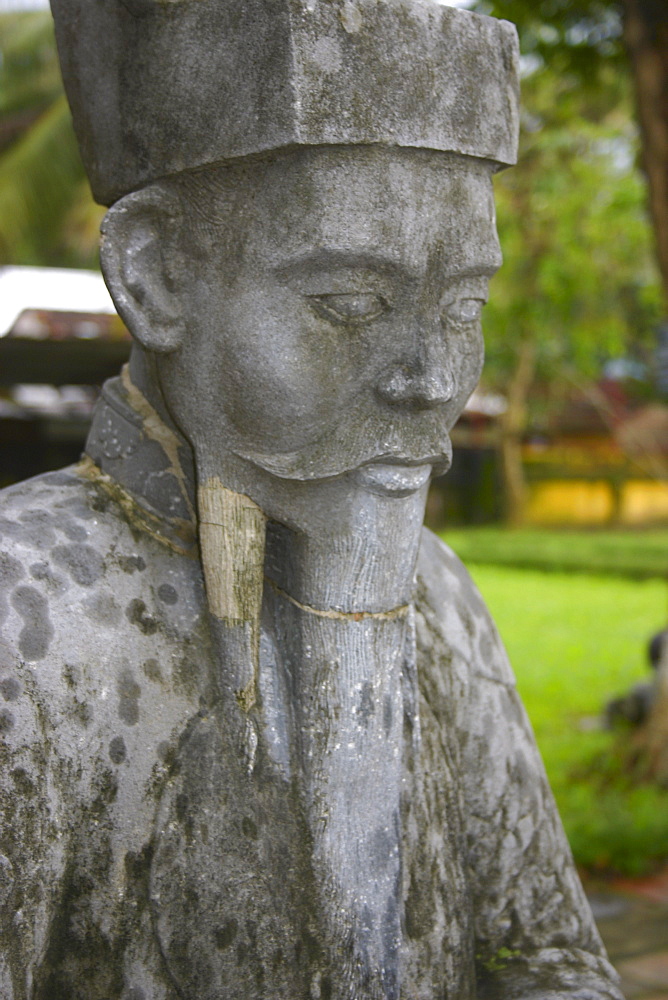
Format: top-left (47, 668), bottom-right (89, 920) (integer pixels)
top-left (451, 557), bottom-right (668, 874)
top-left (441, 526), bottom-right (668, 578)
top-left (484, 68), bottom-right (662, 390)
top-left (0, 11), bottom-right (63, 122)
top-left (466, 0), bottom-right (664, 412)
top-left (0, 12), bottom-right (103, 267)
top-left (471, 0), bottom-right (626, 80)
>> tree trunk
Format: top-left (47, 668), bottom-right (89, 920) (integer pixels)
top-left (622, 0), bottom-right (668, 305)
top-left (632, 633), bottom-right (668, 787)
top-left (499, 337), bottom-right (537, 526)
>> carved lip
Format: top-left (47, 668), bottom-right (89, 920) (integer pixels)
top-left (352, 459), bottom-right (433, 497)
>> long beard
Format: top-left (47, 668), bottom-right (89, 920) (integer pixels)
top-left (151, 476), bottom-right (425, 999)
top-left (263, 587), bottom-right (410, 999)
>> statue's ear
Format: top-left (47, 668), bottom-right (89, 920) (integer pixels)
top-left (100, 187), bottom-right (185, 353)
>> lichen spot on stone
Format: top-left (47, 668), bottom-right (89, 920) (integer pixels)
top-left (52, 543), bottom-right (104, 587)
top-left (118, 670), bottom-right (141, 726)
top-left (126, 598), bottom-right (159, 635)
top-left (109, 736), bottom-right (127, 764)
top-left (11, 584), bottom-right (54, 660)
top-left (157, 583), bottom-right (178, 605)
top-left (0, 710), bottom-right (15, 734)
top-left (0, 677), bottom-right (20, 702)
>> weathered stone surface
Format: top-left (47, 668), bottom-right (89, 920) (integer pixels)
top-left (50, 0), bottom-right (519, 204)
top-left (1, 1), bottom-right (623, 996)
top-left (0, 446), bottom-right (622, 998)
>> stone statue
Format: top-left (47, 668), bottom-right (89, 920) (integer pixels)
top-left (0, 2), bottom-right (623, 998)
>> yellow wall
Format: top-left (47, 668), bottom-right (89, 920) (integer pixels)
top-left (526, 481), bottom-right (614, 525)
top-left (622, 481), bottom-right (668, 525)
top-left (526, 479), bottom-right (668, 526)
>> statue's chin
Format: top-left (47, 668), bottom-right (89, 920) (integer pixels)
top-left (351, 461), bottom-right (433, 498)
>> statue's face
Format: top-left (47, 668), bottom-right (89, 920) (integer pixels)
top-left (158, 147), bottom-right (501, 492)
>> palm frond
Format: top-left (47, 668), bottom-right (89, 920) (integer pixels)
top-left (0, 93), bottom-right (88, 264)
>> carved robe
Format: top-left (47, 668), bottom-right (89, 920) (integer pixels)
top-left (0, 377), bottom-right (622, 999)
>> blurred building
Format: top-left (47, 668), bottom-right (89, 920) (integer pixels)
top-left (0, 266), bottom-right (131, 486)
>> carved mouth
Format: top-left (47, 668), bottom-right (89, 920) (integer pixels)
top-left (352, 460), bottom-right (433, 497)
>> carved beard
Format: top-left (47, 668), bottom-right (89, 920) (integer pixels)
top-left (260, 586), bottom-right (409, 999)
top-left (150, 477), bottom-right (426, 1000)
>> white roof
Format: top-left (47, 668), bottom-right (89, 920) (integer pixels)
top-left (0, 266), bottom-right (117, 337)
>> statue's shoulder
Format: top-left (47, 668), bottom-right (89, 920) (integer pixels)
top-left (0, 463), bottom-right (129, 561)
top-left (415, 526), bottom-right (515, 690)
top-left (0, 464), bottom-right (181, 729)
top-left (0, 466), bottom-right (121, 719)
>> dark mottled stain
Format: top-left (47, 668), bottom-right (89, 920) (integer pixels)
top-left (63, 663), bottom-right (82, 688)
top-left (118, 555), bottom-right (146, 574)
top-left (142, 658), bottom-right (162, 682)
top-left (70, 699), bottom-right (93, 727)
top-left (0, 550), bottom-right (25, 586)
top-left (357, 680), bottom-right (375, 728)
top-left (157, 740), bottom-right (170, 762)
top-left (0, 677), bottom-right (20, 701)
top-left (456, 598), bottom-right (476, 641)
top-left (405, 864), bottom-right (436, 941)
top-left (90, 492), bottom-right (111, 513)
top-left (501, 692), bottom-right (524, 727)
top-left (17, 508), bottom-right (57, 547)
top-left (214, 918), bottom-right (238, 949)
top-left (0, 710), bottom-right (14, 733)
top-left (29, 561), bottom-right (68, 594)
top-left (118, 671), bottom-right (141, 725)
top-left (0, 517), bottom-right (21, 541)
top-left (52, 543), bottom-right (104, 587)
top-left (11, 767), bottom-right (35, 796)
top-left (383, 694), bottom-right (393, 736)
top-left (242, 816), bottom-right (258, 840)
top-left (172, 656), bottom-right (198, 698)
top-left (157, 583), bottom-right (178, 605)
top-left (126, 599), bottom-right (159, 635)
top-left (0, 551), bottom-right (25, 625)
top-left (59, 496), bottom-right (96, 520)
top-left (54, 514), bottom-right (88, 542)
top-left (109, 736), bottom-right (127, 764)
top-left (478, 630), bottom-right (494, 666)
top-left (11, 585), bottom-right (54, 660)
top-left (83, 591), bottom-right (121, 626)
top-left (175, 793), bottom-right (189, 823)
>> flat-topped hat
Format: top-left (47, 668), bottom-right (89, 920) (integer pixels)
top-left (50, 0), bottom-right (519, 206)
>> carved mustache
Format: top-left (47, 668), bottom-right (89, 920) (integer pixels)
top-left (229, 410), bottom-right (455, 482)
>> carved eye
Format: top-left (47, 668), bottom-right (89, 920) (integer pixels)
top-left (442, 298), bottom-right (485, 324)
top-left (308, 293), bottom-right (389, 325)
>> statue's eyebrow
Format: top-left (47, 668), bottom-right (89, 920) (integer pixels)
top-left (445, 259), bottom-right (502, 280)
top-left (274, 248), bottom-right (411, 281)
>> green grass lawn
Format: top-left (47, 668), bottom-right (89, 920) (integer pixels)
top-left (442, 527), bottom-right (668, 580)
top-left (445, 557), bottom-right (668, 875)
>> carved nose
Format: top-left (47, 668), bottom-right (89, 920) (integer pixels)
top-left (376, 363), bottom-right (456, 409)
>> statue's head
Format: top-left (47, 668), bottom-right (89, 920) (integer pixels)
top-left (52, 0), bottom-right (519, 501)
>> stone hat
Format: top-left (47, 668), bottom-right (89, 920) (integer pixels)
top-left (50, 0), bottom-right (519, 206)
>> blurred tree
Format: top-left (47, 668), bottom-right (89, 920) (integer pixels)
top-left (622, 1), bottom-right (668, 301)
top-left (469, 0), bottom-right (664, 523)
top-left (471, 0), bottom-right (668, 304)
top-left (0, 11), bottom-right (103, 267)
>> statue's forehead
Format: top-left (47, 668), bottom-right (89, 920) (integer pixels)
top-left (229, 150), bottom-right (501, 276)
